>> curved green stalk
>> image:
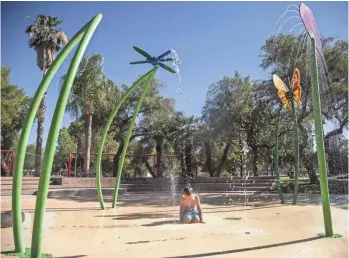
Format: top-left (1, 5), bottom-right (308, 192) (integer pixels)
top-left (290, 98), bottom-right (300, 205)
top-left (95, 67), bottom-right (157, 209)
top-left (11, 14), bottom-right (102, 254)
top-left (112, 68), bottom-right (158, 208)
top-left (273, 105), bottom-right (285, 204)
top-left (309, 33), bottom-right (333, 236)
top-left (30, 14), bottom-right (102, 258)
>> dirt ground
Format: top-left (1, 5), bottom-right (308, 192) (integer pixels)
top-left (1, 192), bottom-right (348, 258)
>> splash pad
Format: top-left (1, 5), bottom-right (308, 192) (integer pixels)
top-left (1, 192), bottom-right (348, 257)
top-left (2, 2), bottom-right (346, 257)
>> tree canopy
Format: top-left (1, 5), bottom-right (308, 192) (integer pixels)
top-left (3, 32), bottom-right (347, 181)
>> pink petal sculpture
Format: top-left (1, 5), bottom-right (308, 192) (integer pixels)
top-left (299, 2), bottom-right (323, 56)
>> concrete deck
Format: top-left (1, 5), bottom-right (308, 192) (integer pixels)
top-left (1, 193), bottom-right (348, 258)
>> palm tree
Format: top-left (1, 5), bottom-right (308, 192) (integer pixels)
top-left (25, 14), bottom-right (68, 176)
top-left (60, 54), bottom-right (111, 176)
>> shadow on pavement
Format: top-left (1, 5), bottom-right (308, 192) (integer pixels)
top-left (162, 236), bottom-right (324, 257)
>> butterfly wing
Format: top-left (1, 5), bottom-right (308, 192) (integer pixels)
top-left (279, 90), bottom-right (289, 108)
top-left (272, 74), bottom-right (289, 92)
top-left (292, 68), bottom-right (302, 104)
top-left (272, 74), bottom-right (290, 108)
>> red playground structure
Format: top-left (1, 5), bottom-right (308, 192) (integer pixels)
top-left (0, 149), bottom-right (15, 176)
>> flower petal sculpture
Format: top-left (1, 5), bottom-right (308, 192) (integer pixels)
top-left (299, 2), bottom-right (335, 237)
top-left (299, 3), bottom-right (323, 56)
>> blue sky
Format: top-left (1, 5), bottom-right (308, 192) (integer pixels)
top-left (1, 1), bottom-right (348, 144)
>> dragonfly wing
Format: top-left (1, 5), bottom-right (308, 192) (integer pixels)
top-left (157, 50), bottom-right (172, 60)
top-left (159, 58), bottom-right (174, 62)
top-left (292, 68), bottom-right (302, 104)
top-left (272, 74), bottom-right (289, 92)
top-left (158, 62), bottom-right (176, 73)
top-left (130, 61), bottom-right (150, 64)
top-left (133, 46), bottom-right (152, 59)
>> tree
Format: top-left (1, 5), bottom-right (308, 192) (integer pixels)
top-left (24, 144), bottom-right (36, 175)
top-left (168, 112), bottom-right (201, 178)
top-left (326, 135), bottom-right (348, 176)
top-left (25, 14), bottom-right (68, 176)
top-left (1, 67), bottom-right (31, 150)
top-left (139, 96), bottom-right (176, 177)
top-left (321, 39), bottom-right (348, 154)
top-left (96, 78), bottom-right (173, 178)
top-left (67, 121), bottom-right (84, 175)
top-left (201, 72), bottom-right (253, 177)
top-left (61, 54), bottom-right (111, 176)
top-left (53, 128), bottom-right (76, 173)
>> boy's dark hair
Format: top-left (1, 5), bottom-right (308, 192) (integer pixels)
top-left (183, 186), bottom-right (193, 196)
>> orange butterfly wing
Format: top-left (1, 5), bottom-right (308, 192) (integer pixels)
top-left (272, 74), bottom-right (290, 108)
top-left (292, 68), bottom-right (302, 104)
top-left (278, 90), bottom-right (289, 108)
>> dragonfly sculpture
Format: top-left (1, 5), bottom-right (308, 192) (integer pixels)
top-left (96, 46), bottom-right (178, 212)
top-left (130, 46), bottom-right (176, 73)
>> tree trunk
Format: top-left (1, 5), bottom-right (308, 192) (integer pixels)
top-left (34, 68), bottom-right (47, 177)
top-left (83, 114), bottom-right (92, 176)
top-left (74, 154), bottom-right (78, 177)
top-left (185, 144), bottom-right (193, 178)
top-left (180, 153), bottom-right (186, 178)
top-left (1, 160), bottom-right (9, 176)
top-left (298, 122), bottom-right (318, 183)
top-left (267, 148), bottom-right (273, 176)
top-left (252, 147), bottom-right (258, 176)
top-left (303, 152), bottom-right (318, 184)
top-left (35, 92), bottom-right (46, 177)
top-left (215, 142), bottom-right (231, 177)
top-left (156, 140), bottom-right (163, 177)
top-left (112, 140), bottom-right (124, 177)
top-left (74, 137), bottom-right (82, 177)
top-left (239, 130), bottom-right (243, 177)
top-left (204, 140), bottom-right (214, 177)
top-left (324, 126), bottom-right (345, 153)
top-left (142, 156), bottom-right (156, 178)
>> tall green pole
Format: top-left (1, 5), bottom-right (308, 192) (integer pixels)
top-left (30, 14), bottom-right (102, 258)
top-left (95, 67), bottom-right (157, 209)
top-left (309, 32), bottom-right (333, 236)
top-left (273, 105), bottom-right (285, 204)
top-left (112, 67), bottom-right (158, 208)
top-left (290, 98), bottom-right (300, 205)
top-left (10, 14), bottom-right (102, 255)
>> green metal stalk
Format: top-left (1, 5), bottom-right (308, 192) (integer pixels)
top-left (273, 105), bottom-right (285, 204)
top-left (29, 14), bottom-right (103, 258)
top-left (95, 67), bottom-right (158, 209)
top-left (309, 33), bottom-right (333, 236)
top-left (11, 15), bottom-right (101, 254)
top-left (112, 67), bottom-right (158, 208)
top-left (290, 98), bottom-right (300, 205)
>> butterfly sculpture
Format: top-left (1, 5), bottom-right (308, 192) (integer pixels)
top-left (130, 46), bottom-right (176, 73)
top-left (272, 68), bottom-right (302, 205)
top-left (272, 68), bottom-right (302, 108)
